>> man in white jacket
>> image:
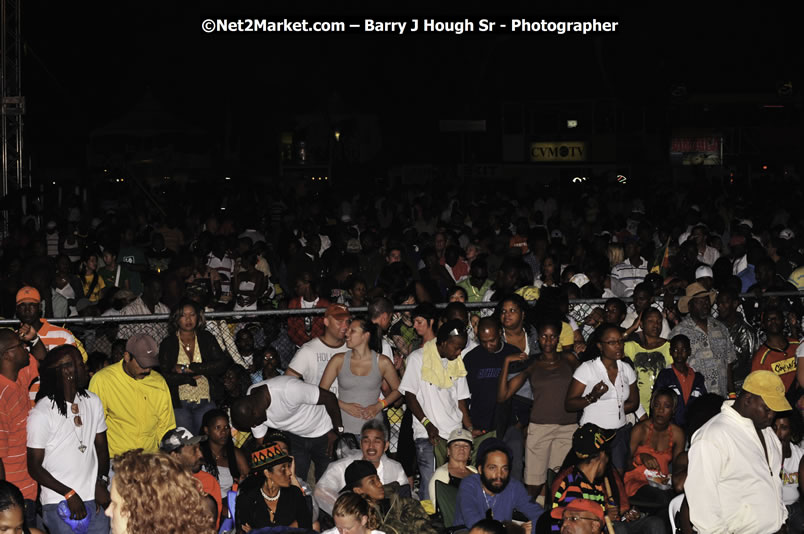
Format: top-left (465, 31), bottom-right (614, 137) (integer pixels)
top-left (685, 370), bottom-right (790, 534)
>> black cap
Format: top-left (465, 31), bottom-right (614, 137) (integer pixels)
top-left (340, 460), bottom-right (377, 493)
top-left (573, 423), bottom-right (616, 459)
top-left (436, 319), bottom-right (469, 344)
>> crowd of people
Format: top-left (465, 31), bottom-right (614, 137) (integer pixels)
top-left (2, 183), bottom-right (804, 533)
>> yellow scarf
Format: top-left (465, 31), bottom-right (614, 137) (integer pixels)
top-left (420, 339), bottom-right (466, 389)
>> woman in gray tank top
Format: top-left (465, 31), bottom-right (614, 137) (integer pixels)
top-left (319, 317), bottom-right (403, 435)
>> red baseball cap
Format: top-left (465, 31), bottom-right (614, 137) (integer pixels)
top-left (16, 286), bottom-right (41, 305)
top-left (325, 303), bottom-right (351, 320)
top-left (550, 499), bottom-right (605, 522)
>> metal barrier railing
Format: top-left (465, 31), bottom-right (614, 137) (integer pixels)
top-left (2, 291), bottom-right (801, 361)
top-left (2, 291), bottom-right (801, 453)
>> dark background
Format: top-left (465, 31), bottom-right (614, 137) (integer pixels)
top-left (19, 3), bottom-right (801, 177)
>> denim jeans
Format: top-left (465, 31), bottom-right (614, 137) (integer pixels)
top-left (415, 438), bottom-right (435, 501)
top-left (174, 398), bottom-right (216, 433)
top-left (24, 499), bottom-right (43, 531)
top-left (42, 500), bottom-right (110, 534)
top-left (788, 502), bottom-right (804, 534)
top-left (288, 432), bottom-right (332, 483)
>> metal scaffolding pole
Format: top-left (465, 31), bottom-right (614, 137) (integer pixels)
top-left (1, 0), bottom-right (26, 236)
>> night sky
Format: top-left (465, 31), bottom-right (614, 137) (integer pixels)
top-left (18, 3), bottom-right (800, 175)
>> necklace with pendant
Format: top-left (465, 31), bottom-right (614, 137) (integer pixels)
top-left (71, 403), bottom-right (87, 453)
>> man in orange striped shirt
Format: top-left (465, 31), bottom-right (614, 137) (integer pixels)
top-left (15, 286), bottom-right (88, 362)
top-left (0, 328), bottom-right (40, 525)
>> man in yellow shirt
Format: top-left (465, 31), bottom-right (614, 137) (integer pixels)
top-left (89, 333), bottom-right (175, 457)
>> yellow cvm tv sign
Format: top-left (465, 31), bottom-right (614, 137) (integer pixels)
top-left (530, 142), bottom-right (587, 162)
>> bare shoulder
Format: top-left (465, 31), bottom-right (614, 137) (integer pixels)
top-left (631, 419), bottom-right (650, 438)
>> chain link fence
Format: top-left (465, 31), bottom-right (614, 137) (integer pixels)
top-left (3, 292), bottom-right (802, 452)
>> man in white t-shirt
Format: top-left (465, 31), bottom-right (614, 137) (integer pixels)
top-left (398, 319), bottom-right (472, 500)
top-left (231, 375), bottom-right (344, 482)
top-left (314, 420), bottom-right (409, 515)
top-left (27, 345), bottom-right (111, 534)
top-left (286, 303), bottom-right (350, 394)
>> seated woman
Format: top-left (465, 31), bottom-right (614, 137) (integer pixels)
top-left (321, 492), bottom-right (385, 534)
top-left (773, 411), bottom-right (804, 534)
top-left (623, 388), bottom-right (684, 508)
top-left (262, 430), bottom-right (320, 531)
top-left (319, 317), bottom-right (402, 437)
top-left (199, 409), bottom-right (250, 498)
top-left (236, 442), bottom-right (312, 532)
top-left (428, 429), bottom-right (477, 511)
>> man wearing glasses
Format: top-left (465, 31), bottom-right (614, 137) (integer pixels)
top-left (550, 499), bottom-right (605, 534)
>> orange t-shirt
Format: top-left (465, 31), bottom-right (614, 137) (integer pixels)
top-left (751, 339), bottom-right (799, 391)
top-left (194, 470), bottom-right (222, 528)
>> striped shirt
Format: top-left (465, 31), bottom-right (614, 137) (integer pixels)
top-left (0, 356), bottom-right (39, 500)
top-left (31, 320), bottom-right (88, 404)
top-left (38, 320), bottom-right (88, 362)
top-left (550, 466), bottom-right (627, 531)
top-left (610, 257), bottom-right (649, 295)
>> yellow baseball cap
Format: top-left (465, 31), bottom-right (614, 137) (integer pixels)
top-left (742, 371), bottom-right (792, 412)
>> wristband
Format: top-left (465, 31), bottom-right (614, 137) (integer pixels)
top-left (421, 417), bottom-right (431, 427)
top-left (64, 489), bottom-right (76, 500)
top-left (379, 398), bottom-right (388, 408)
top-left (728, 392), bottom-right (737, 400)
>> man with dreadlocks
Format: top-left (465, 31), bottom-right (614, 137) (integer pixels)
top-left (26, 345), bottom-right (111, 534)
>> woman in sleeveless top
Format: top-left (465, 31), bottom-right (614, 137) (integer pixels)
top-left (624, 388), bottom-right (684, 507)
top-left (498, 317), bottom-right (579, 498)
top-left (319, 317), bottom-right (402, 436)
top-left (200, 409), bottom-right (249, 498)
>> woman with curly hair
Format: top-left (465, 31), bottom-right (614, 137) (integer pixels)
top-left (105, 449), bottom-right (215, 534)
